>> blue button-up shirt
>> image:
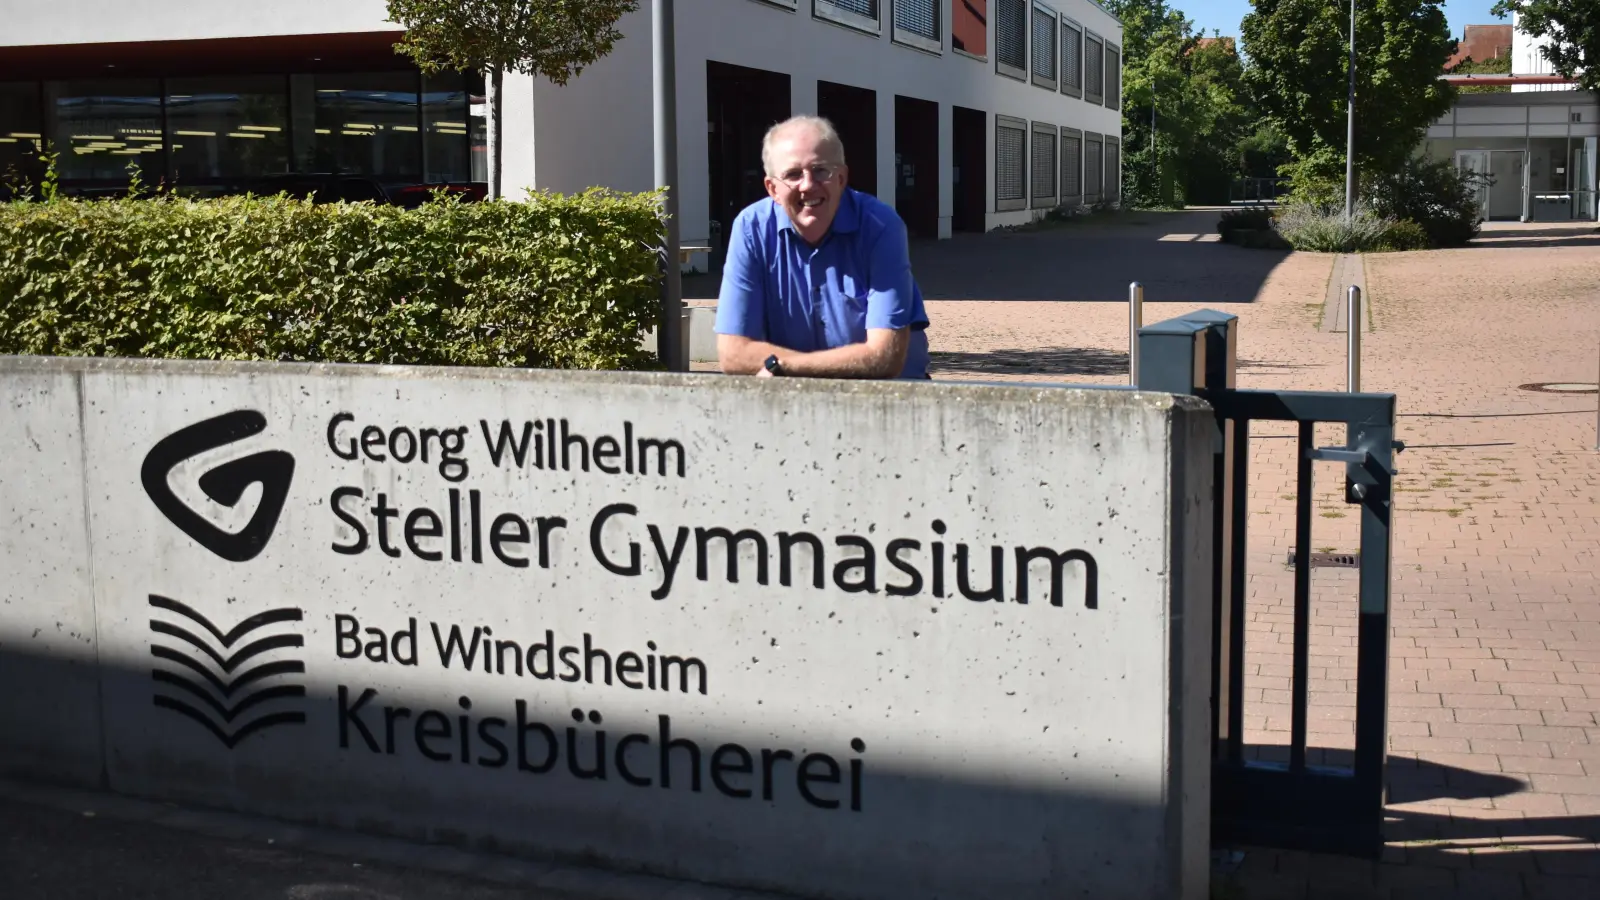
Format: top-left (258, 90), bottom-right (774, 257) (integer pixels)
top-left (714, 188), bottom-right (931, 379)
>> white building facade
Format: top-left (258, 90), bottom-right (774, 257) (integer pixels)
top-left (0, 0), bottom-right (1124, 244)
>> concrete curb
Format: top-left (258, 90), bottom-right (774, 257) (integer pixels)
top-left (0, 778), bottom-right (786, 900)
top-left (1321, 254), bottom-right (1367, 333)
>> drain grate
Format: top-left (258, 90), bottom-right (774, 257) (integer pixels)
top-left (1286, 550), bottom-right (1361, 569)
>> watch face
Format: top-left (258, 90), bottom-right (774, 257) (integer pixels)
top-left (765, 354), bottom-right (781, 373)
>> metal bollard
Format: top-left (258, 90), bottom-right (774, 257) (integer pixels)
top-left (1129, 282), bottom-right (1144, 385)
top-left (1347, 285), bottom-right (1362, 393)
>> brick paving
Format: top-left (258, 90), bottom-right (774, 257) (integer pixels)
top-left (688, 210), bottom-right (1600, 896)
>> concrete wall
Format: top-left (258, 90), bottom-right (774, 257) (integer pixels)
top-left (0, 0), bottom-right (393, 46)
top-left (0, 356), bottom-right (1211, 900)
top-left (504, 0), bottom-right (1124, 239)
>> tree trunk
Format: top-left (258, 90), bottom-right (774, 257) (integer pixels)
top-left (486, 65), bottom-right (504, 200)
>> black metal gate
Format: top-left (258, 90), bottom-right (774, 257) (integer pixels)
top-left (1137, 310), bottom-right (1398, 858)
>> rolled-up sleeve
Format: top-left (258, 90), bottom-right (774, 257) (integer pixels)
top-left (865, 216), bottom-right (915, 331)
top-left (714, 211), bottom-right (766, 339)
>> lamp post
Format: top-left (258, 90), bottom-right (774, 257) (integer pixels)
top-left (1344, 0), bottom-right (1357, 220)
top-left (654, 0), bottom-right (685, 371)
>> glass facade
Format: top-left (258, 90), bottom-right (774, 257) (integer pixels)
top-left (0, 68), bottom-right (484, 196)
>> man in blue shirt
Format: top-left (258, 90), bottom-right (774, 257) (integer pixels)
top-left (715, 116), bottom-right (932, 379)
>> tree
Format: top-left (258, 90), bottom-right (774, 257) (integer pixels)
top-left (1492, 0), bottom-right (1599, 92)
top-left (1103, 1), bottom-right (1253, 207)
top-left (386, 0), bottom-right (639, 198)
top-left (1241, 0), bottom-right (1456, 193)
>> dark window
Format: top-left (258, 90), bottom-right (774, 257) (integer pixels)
top-left (308, 73), bottom-right (422, 181)
top-left (1060, 20), bottom-right (1083, 96)
top-left (894, 0), bottom-right (940, 45)
top-left (952, 0), bottom-right (987, 56)
top-left (166, 76), bottom-right (290, 187)
top-left (1060, 131), bottom-right (1081, 203)
top-left (44, 80), bottom-right (163, 183)
top-left (996, 115), bottom-right (1026, 210)
top-left (0, 82), bottom-right (44, 193)
top-left (1085, 132), bottom-right (1103, 199)
top-left (1031, 6), bottom-right (1057, 85)
top-left (995, 0), bottom-right (1026, 78)
top-left (1085, 34), bottom-right (1104, 104)
top-left (1106, 45), bottom-right (1121, 111)
top-left (1031, 125), bottom-right (1056, 202)
top-left (1105, 137), bottom-right (1120, 202)
top-left (422, 71), bottom-right (472, 183)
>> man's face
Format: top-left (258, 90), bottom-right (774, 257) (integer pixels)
top-left (763, 126), bottom-right (848, 244)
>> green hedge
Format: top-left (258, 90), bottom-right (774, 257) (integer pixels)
top-left (0, 189), bottom-right (664, 370)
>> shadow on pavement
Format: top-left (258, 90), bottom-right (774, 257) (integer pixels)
top-left (929, 346), bottom-right (1320, 379)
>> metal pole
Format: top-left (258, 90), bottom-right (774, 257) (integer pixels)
top-left (1344, 0), bottom-right (1357, 220)
top-left (654, 0), bottom-right (685, 371)
top-left (1129, 282), bottom-right (1143, 385)
top-left (1347, 285), bottom-right (1362, 393)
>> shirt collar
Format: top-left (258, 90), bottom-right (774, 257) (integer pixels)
top-left (775, 187), bottom-right (863, 241)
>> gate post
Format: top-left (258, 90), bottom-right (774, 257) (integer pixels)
top-left (1137, 312), bottom-right (1241, 768)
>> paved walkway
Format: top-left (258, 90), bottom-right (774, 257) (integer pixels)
top-left (919, 210), bottom-right (1600, 899)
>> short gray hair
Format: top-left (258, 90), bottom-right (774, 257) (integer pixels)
top-left (761, 115), bottom-right (847, 176)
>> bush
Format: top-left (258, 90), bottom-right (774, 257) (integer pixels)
top-left (1273, 201), bottom-right (1416, 253)
top-left (1365, 157), bottom-right (1484, 248)
top-left (1217, 207), bottom-right (1275, 238)
top-left (1374, 219), bottom-right (1430, 252)
top-left (0, 189), bottom-right (664, 369)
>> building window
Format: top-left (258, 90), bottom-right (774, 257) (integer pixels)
top-left (45, 80), bottom-right (163, 185)
top-left (1105, 44), bottom-right (1121, 111)
top-left (1031, 4), bottom-right (1058, 89)
top-left (996, 114), bottom-right (1027, 211)
top-left (893, 0), bottom-right (941, 53)
top-left (0, 82), bottom-right (44, 194)
top-left (995, 0), bottom-right (1027, 81)
top-left (1031, 121), bottom-right (1056, 205)
top-left (1105, 136), bottom-right (1120, 204)
top-left (1085, 32), bottom-right (1104, 105)
top-left (422, 71), bottom-right (474, 183)
top-left (1084, 131), bottom-right (1103, 201)
top-left (816, 0), bottom-right (882, 34)
top-left (1060, 127), bottom-right (1082, 206)
top-left (1060, 19), bottom-right (1083, 98)
top-left (952, 0), bottom-right (987, 58)
top-left (306, 73), bottom-right (422, 182)
top-left (165, 76), bottom-right (290, 190)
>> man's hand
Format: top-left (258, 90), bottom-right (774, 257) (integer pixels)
top-left (718, 329), bottom-right (909, 379)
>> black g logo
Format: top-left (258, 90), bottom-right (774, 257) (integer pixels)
top-left (141, 410), bottom-right (295, 562)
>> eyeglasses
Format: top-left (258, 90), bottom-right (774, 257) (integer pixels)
top-left (774, 164), bottom-right (839, 188)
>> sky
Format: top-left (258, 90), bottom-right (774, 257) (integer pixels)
top-left (1182, 0), bottom-right (1505, 42)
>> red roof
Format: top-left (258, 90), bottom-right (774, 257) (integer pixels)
top-left (1446, 24), bottom-right (1512, 71)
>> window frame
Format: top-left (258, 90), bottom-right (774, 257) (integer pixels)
top-left (1059, 17), bottom-right (1083, 99)
top-left (951, 0), bottom-right (988, 62)
top-left (1030, 2), bottom-right (1059, 91)
top-left (995, 113), bottom-right (1029, 212)
top-left (1030, 119), bottom-right (1058, 208)
top-left (1105, 43), bottom-right (1122, 111)
top-left (1084, 30), bottom-right (1104, 105)
top-left (1059, 125), bottom-right (1083, 208)
top-left (753, 0), bottom-right (799, 9)
top-left (1083, 129), bottom-right (1104, 202)
top-left (814, 0), bottom-right (883, 36)
top-left (1105, 135), bottom-right (1121, 204)
top-left (994, 0), bottom-right (1028, 83)
top-left (891, 0), bottom-right (943, 54)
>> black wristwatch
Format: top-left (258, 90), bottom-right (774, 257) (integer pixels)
top-left (764, 354), bottom-right (784, 376)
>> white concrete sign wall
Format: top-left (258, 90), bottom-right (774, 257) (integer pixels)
top-left (0, 358), bottom-right (1213, 900)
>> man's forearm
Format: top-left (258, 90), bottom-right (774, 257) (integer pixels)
top-left (718, 336), bottom-right (788, 375)
top-left (781, 340), bottom-right (904, 379)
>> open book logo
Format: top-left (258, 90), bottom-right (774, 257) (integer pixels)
top-left (141, 410), bottom-right (295, 562)
top-left (148, 595), bottom-right (306, 748)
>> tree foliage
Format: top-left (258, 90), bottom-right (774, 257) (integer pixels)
top-left (1492, 0), bottom-right (1600, 92)
top-left (1450, 53), bottom-right (1512, 94)
top-left (386, 0), bottom-right (639, 82)
top-left (1241, 0), bottom-right (1457, 187)
top-left (1103, 1), bottom-right (1254, 207)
